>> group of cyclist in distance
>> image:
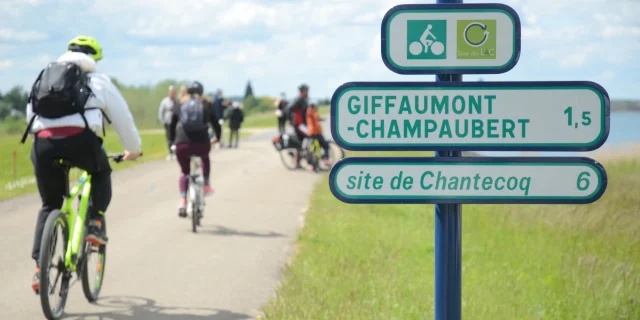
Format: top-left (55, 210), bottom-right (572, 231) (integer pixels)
top-left (275, 84), bottom-right (333, 171)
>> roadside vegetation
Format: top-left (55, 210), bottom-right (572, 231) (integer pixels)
top-left (264, 151), bottom-right (640, 320)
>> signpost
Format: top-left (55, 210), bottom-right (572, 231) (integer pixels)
top-left (327, 0), bottom-right (610, 319)
top-left (330, 81), bottom-right (610, 151)
top-left (381, 3), bottom-right (521, 74)
top-left (329, 157), bottom-right (608, 204)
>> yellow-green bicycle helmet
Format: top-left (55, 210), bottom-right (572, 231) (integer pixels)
top-left (67, 35), bottom-right (103, 61)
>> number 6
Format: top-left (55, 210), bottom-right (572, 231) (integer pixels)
top-left (577, 171), bottom-right (590, 191)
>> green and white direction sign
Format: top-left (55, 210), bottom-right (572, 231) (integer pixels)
top-left (328, 157), bottom-right (608, 204)
top-left (330, 81), bottom-right (610, 151)
top-left (381, 3), bottom-right (521, 74)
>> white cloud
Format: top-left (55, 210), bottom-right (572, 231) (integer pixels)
top-left (216, 2), bottom-right (277, 29)
top-left (601, 71), bottom-right (615, 81)
top-left (0, 60), bottom-right (14, 69)
top-left (593, 13), bottom-right (623, 24)
top-left (558, 44), bottom-right (600, 68)
top-left (520, 5), bottom-right (538, 25)
top-left (35, 55), bottom-right (54, 65)
top-left (354, 12), bottom-right (378, 24)
top-left (0, 28), bottom-right (48, 41)
top-left (0, 0), bottom-right (40, 18)
top-left (0, 44), bottom-right (15, 54)
top-left (602, 25), bottom-right (640, 38)
top-left (521, 26), bottom-right (542, 39)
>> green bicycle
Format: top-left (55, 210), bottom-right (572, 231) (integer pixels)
top-left (36, 152), bottom-right (140, 320)
top-left (304, 136), bottom-right (344, 172)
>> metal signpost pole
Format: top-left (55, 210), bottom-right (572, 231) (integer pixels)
top-left (434, 1), bottom-right (462, 319)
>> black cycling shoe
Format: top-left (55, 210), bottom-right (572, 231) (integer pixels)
top-left (86, 220), bottom-right (108, 246)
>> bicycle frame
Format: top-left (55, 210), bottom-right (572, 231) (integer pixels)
top-left (305, 137), bottom-right (323, 161)
top-left (188, 157), bottom-right (204, 213)
top-left (61, 170), bottom-right (92, 272)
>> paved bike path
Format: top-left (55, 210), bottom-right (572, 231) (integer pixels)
top-left (0, 135), bottom-right (321, 319)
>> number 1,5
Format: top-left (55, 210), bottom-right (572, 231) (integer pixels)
top-left (564, 106), bottom-right (592, 128)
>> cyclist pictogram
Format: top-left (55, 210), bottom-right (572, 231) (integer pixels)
top-left (406, 20), bottom-right (447, 60)
top-left (409, 24), bottom-right (445, 56)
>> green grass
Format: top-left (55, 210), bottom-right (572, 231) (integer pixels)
top-left (263, 152), bottom-right (640, 320)
top-left (241, 105), bottom-right (330, 129)
top-left (0, 127), bottom-right (252, 201)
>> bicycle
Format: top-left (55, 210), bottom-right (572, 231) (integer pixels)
top-left (409, 24), bottom-right (444, 56)
top-left (273, 134), bottom-right (345, 172)
top-left (35, 152), bottom-right (141, 320)
top-left (186, 155), bottom-right (205, 233)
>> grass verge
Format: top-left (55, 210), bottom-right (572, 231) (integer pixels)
top-left (263, 152), bottom-right (640, 320)
top-left (0, 128), bottom-right (252, 201)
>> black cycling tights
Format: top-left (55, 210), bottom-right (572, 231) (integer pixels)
top-left (30, 130), bottom-right (112, 262)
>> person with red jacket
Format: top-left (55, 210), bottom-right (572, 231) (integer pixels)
top-left (287, 84), bottom-right (310, 168)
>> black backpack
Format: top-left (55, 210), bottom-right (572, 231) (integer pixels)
top-left (20, 61), bottom-right (93, 143)
top-left (179, 98), bottom-right (208, 132)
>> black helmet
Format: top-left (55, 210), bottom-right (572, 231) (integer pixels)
top-left (187, 81), bottom-right (204, 95)
top-left (298, 83), bottom-right (309, 91)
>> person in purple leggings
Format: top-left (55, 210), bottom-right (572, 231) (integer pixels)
top-left (168, 81), bottom-right (221, 217)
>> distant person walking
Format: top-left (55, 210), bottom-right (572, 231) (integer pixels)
top-left (273, 92), bottom-right (288, 134)
top-left (158, 85), bottom-right (178, 160)
top-left (178, 85), bottom-right (188, 102)
top-left (226, 102), bottom-right (245, 148)
top-left (212, 89), bottom-right (230, 148)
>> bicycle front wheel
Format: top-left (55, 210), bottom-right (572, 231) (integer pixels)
top-left (278, 148), bottom-right (299, 170)
top-left (81, 236), bottom-right (106, 302)
top-left (38, 210), bottom-right (70, 320)
top-left (192, 206), bottom-right (198, 233)
top-left (190, 185), bottom-right (201, 233)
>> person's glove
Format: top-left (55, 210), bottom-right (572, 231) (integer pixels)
top-left (218, 119), bottom-right (224, 125)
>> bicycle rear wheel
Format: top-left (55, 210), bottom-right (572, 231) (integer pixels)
top-left (38, 210), bottom-right (71, 320)
top-left (81, 236), bottom-right (106, 302)
top-left (189, 158), bottom-right (202, 233)
top-left (189, 181), bottom-right (202, 233)
top-left (316, 141), bottom-right (346, 172)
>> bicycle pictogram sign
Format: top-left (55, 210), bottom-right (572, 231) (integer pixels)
top-left (406, 20), bottom-right (447, 60)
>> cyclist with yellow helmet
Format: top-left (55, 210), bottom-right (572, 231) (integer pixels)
top-left (25, 35), bottom-right (142, 293)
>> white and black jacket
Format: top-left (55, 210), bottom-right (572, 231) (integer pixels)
top-left (25, 52), bottom-right (142, 154)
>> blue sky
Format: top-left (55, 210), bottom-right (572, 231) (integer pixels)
top-left (1, 0), bottom-right (639, 100)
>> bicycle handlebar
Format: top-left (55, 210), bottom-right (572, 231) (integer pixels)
top-left (107, 152), bottom-right (144, 163)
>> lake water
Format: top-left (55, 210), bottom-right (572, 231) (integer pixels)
top-left (478, 111), bottom-right (640, 157)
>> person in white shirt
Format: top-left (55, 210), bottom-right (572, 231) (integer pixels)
top-left (158, 85), bottom-right (177, 160)
top-left (24, 35), bottom-right (142, 294)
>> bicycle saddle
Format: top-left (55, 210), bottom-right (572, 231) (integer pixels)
top-left (52, 157), bottom-right (74, 169)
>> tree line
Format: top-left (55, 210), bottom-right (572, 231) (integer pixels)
top-left (0, 78), bottom-right (283, 128)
